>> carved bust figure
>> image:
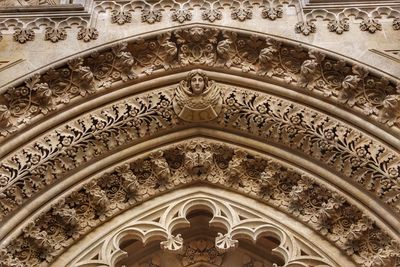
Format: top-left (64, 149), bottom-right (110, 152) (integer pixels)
top-left (173, 69), bottom-right (222, 122)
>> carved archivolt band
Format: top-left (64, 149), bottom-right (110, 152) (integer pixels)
top-left (0, 26), bottom-right (399, 141)
top-left (2, 138), bottom-right (398, 267)
top-left (0, 26), bottom-right (399, 267)
top-left (62, 191), bottom-right (341, 267)
top-left (1, 83), bottom-right (399, 221)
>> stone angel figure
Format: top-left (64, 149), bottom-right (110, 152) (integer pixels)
top-left (173, 70), bottom-right (222, 122)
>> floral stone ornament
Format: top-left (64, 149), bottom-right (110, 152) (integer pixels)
top-left (173, 70), bottom-right (223, 122)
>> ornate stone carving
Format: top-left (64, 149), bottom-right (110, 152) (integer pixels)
top-left (13, 27), bottom-right (35, 43)
top-left (173, 70), bottom-right (222, 122)
top-left (44, 27), bottom-right (67, 43)
top-left (172, 8), bottom-right (192, 23)
top-left (160, 234), bottom-right (184, 253)
top-left (360, 18), bottom-right (382, 33)
top-left (1, 26), bottom-right (399, 140)
top-left (181, 239), bottom-right (224, 266)
top-left (231, 1), bottom-right (252, 21)
top-left (1, 139), bottom-right (399, 267)
top-left (215, 233), bottom-right (238, 253)
top-left (87, 42), bottom-right (136, 87)
top-left (175, 27), bottom-right (219, 66)
top-left (141, 7), bottom-right (162, 24)
top-left (1, 79), bottom-right (400, 224)
top-left (77, 27), bottom-right (98, 42)
top-left (111, 9), bottom-right (132, 25)
top-left (184, 140), bottom-right (214, 175)
top-left (378, 86), bottom-right (400, 126)
top-left (261, 7), bottom-right (283, 20)
top-left (327, 19), bottom-right (349, 34)
top-left (295, 21), bottom-right (316, 35)
top-left (202, 8), bottom-right (223, 22)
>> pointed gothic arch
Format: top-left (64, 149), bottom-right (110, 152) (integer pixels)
top-left (0, 25), bottom-right (399, 267)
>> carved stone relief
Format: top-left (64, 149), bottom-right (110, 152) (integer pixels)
top-left (1, 78), bottom-right (400, 224)
top-left (173, 69), bottom-right (223, 122)
top-left (0, 139), bottom-right (399, 267)
top-left (0, 0), bottom-right (399, 44)
top-left (0, 26), bottom-right (399, 141)
top-left (60, 190), bottom-right (340, 267)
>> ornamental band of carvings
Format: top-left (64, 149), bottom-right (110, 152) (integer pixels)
top-left (1, 139), bottom-right (399, 266)
top-left (1, 71), bottom-right (400, 225)
top-left (1, 27), bottom-right (399, 139)
top-left (1, 77), bottom-right (400, 221)
top-left (0, 0), bottom-right (399, 42)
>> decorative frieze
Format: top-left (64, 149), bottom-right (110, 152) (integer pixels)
top-left (1, 26), bottom-right (398, 141)
top-left (0, 0), bottom-right (399, 42)
top-left (0, 139), bottom-right (398, 266)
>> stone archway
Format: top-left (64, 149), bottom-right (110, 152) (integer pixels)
top-left (0, 25), bottom-right (399, 267)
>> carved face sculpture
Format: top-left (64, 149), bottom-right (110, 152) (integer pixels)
top-left (190, 74), bottom-right (205, 95)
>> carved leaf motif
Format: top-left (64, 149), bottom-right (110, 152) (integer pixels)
top-left (111, 10), bottom-right (132, 25)
top-left (77, 27), bottom-right (98, 42)
top-left (44, 27), bottom-right (67, 43)
top-left (13, 28), bottom-right (35, 43)
top-left (327, 19), bottom-right (349, 34)
top-left (295, 21), bottom-right (316, 36)
top-left (202, 8), bottom-right (222, 22)
top-left (360, 18), bottom-right (382, 33)
top-left (171, 9), bottom-right (192, 23)
top-left (261, 7), bottom-right (283, 20)
top-left (141, 8), bottom-right (162, 24)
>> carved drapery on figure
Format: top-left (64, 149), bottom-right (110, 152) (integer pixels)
top-left (173, 69), bottom-right (222, 122)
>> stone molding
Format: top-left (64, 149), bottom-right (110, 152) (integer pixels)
top-left (2, 140), bottom-right (399, 267)
top-left (0, 0), bottom-right (399, 43)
